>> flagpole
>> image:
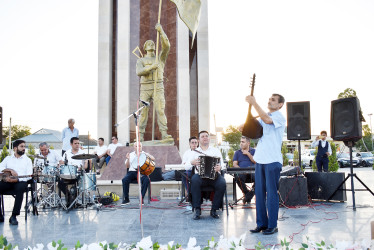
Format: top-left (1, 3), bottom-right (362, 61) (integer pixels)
top-left (151, 0), bottom-right (163, 141)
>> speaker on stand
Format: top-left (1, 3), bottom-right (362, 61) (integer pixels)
top-left (287, 102), bottom-right (311, 168)
top-left (329, 97), bottom-right (374, 210)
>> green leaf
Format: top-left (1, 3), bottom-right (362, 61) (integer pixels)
top-left (321, 241), bottom-right (325, 246)
top-left (301, 243), bottom-right (308, 248)
top-left (52, 241), bottom-right (57, 247)
top-left (176, 244), bottom-right (181, 248)
top-left (153, 242), bottom-right (160, 249)
top-left (3, 238), bottom-right (8, 246)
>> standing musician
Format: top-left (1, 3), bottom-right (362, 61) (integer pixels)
top-left (246, 93), bottom-right (286, 235)
top-left (311, 130), bottom-right (331, 172)
top-left (61, 118), bottom-right (79, 156)
top-left (121, 142), bottom-right (155, 206)
top-left (190, 131), bottom-right (226, 220)
top-left (35, 142), bottom-right (64, 167)
top-left (59, 137), bottom-right (88, 206)
top-left (233, 136), bottom-right (256, 204)
top-left (0, 140), bottom-right (33, 225)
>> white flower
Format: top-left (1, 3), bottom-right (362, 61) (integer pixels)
top-left (136, 236), bottom-right (153, 249)
top-left (168, 241), bottom-right (174, 248)
top-left (46, 242), bottom-right (57, 250)
top-left (187, 237), bottom-right (197, 248)
top-left (87, 243), bottom-right (104, 250)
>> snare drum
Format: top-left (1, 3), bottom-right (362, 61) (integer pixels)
top-left (78, 173), bottom-right (96, 191)
top-left (138, 153), bottom-right (155, 176)
top-left (59, 165), bottom-right (79, 180)
top-left (41, 165), bottom-right (58, 182)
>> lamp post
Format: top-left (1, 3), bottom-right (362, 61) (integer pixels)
top-left (368, 113), bottom-right (373, 151)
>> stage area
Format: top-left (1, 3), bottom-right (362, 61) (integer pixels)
top-left (0, 168), bottom-right (373, 248)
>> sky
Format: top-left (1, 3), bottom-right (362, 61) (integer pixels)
top-left (1, 0), bottom-right (374, 139)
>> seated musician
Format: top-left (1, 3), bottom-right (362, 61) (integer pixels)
top-left (0, 140), bottom-right (33, 225)
top-left (233, 136), bottom-right (256, 204)
top-left (35, 142), bottom-right (64, 167)
top-left (181, 136), bottom-right (199, 195)
top-left (121, 142), bottom-right (155, 206)
top-left (59, 137), bottom-right (88, 205)
top-left (190, 131), bottom-right (226, 220)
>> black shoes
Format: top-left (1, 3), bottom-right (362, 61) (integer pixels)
top-left (210, 209), bottom-right (219, 219)
top-left (262, 227), bottom-right (278, 235)
top-left (249, 226), bottom-right (267, 233)
top-left (9, 216), bottom-right (18, 226)
top-left (244, 191), bottom-right (254, 204)
top-left (121, 199), bottom-right (130, 206)
top-left (193, 208), bottom-right (201, 220)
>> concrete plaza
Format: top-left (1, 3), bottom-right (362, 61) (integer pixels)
top-left (0, 168), bottom-right (373, 249)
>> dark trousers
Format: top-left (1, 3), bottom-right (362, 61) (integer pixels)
top-left (190, 174), bottom-right (226, 210)
top-left (316, 156), bottom-right (329, 172)
top-left (58, 179), bottom-right (78, 205)
top-left (122, 171), bottom-right (150, 200)
top-left (0, 181), bottom-right (28, 216)
top-left (181, 170), bottom-right (192, 194)
top-left (62, 150), bottom-right (66, 157)
top-left (234, 173), bottom-right (255, 195)
top-left (255, 162), bottom-right (282, 229)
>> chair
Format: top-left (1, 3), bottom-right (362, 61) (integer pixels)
top-left (232, 172), bottom-right (255, 205)
top-left (0, 179), bottom-right (37, 221)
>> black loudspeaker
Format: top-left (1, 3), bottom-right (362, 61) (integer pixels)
top-left (0, 107), bottom-right (2, 143)
top-left (279, 176), bottom-right (308, 206)
top-left (304, 172), bottom-right (347, 201)
top-left (331, 97), bottom-right (362, 142)
top-left (287, 102), bottom-right (311, 140)
top-left (149, 167), bottom-right (163, 182)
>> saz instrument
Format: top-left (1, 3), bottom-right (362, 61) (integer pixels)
top-left (0, 171), bottom-right (34, 183)
top-left (242, 73), bottom-right (263, 139)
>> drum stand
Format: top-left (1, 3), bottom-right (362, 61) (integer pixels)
top-left (66, 172), bottom-right (97, 211)
top-left (37, 176), bottom-right (64, 209)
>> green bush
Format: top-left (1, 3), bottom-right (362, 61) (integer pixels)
top-left (0, 145), bottom-right (10, 162)
top-left (328, 143), bottom-right (339, 172)
top-left (28, 144), bottom-right (36, 162)
top-left (281, 143), bottom-right (288, 166)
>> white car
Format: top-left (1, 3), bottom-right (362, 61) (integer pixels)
top-left (301, 149), bottom-right (316, 167)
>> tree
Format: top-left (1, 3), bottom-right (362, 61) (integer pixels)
top-left (328, 142), bottom-right (339, 172)
top-left (281, 143), bottom-right (288, 166)
top-left (0, 145), bottom-right (10, 162)
top-left (355, 124), bottom-right (373, 152)
top-left (222, 125), bottom-right (242, 151)
top-left (338, 88), bottom-right (357, 99)
top-left (2, 125), bottom-right (32, 145)
top-left (28, 144), bottom-right (36, 162)
top-left (293, 150), bottom-right (300, 167)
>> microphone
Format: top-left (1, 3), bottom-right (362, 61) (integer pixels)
top-left (64, 154), bottom-right (68, 165)
top-left (140, 100), bottom-right (150, 106)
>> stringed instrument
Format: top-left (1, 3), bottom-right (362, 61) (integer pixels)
top-left (242, 73), bottom-right (263, 139)
top-left (0, 170), bottom-right (34, 183)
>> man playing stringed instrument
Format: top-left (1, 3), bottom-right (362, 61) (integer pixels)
top-left (0, 140), bottom-right (33, 225)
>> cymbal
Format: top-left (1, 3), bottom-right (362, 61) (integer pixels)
top-left (33, 155), bottom-right (46, 159)
top-left (71, 154), bottom-right (96, 160)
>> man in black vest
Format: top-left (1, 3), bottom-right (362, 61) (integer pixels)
top-left (311, 131), bottom-right (332, 172)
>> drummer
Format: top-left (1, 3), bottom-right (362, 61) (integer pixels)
top-left (59, 137), bottom-right (89, 206)
top-left (61, 137), bottom-right (89, 172)
top-left (121, 142), bottom-right (155, 206)
top-left (34, 142), bottom-right (64, 167)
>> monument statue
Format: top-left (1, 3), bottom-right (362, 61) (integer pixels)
top-left (136, 23), bottom-right (172, 142)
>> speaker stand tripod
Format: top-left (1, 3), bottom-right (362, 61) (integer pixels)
top-left (328, 141), bottom-right (374, 210)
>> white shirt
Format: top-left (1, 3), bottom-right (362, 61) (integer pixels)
top-left (107, 143), bottom-right (123, 155)
top-left (62, 149), bottom-right (85, 167)
top-left (94, 145), bottom-right (108, 156)
top-left (128, 151), bottom-right (145, 172)
top-left (0, 155), bottom-right (33, 181)
top-left (34, 150), bottom-right (62, 167)
top-left (195, 146), bottom-right (225, 169)
top-left (182, 149), bottom-right (200, 170)
top-left (61, 127), bottom-right (79, 151)
top-left (311, 139), bottom-right (332, 155)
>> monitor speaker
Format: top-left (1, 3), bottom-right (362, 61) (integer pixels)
top-left (279, 176), bottom-right (308, 206)
top-left (287, 102), bottom-right (311, 140)
top-left (331, 97), bottom-right (362, 142)
top-left (304, 172), bottom-right (347, 201)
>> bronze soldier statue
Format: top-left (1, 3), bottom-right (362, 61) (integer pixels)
top-left (136, 23), bottom-right (172, 142)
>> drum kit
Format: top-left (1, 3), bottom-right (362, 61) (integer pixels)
top-left (33, 154), bottom-right (99, 211)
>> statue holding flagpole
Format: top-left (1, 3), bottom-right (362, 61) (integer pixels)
top-left (136, 23), bottom-right (172, 142)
